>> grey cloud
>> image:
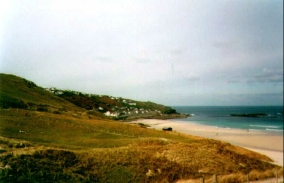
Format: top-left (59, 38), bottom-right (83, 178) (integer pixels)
top-left (179, 93), bottom-right (283, 106)
top-left (234, 93), bottom-right (283, 106)
top-left (223, 67), bottom-right (283, 85)
top-left (246, 69), bottom-right (283, 83)
top-left (254, 69), bottom-right (283, 82)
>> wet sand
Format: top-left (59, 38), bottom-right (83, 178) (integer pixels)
top-left (135, 119), bottom-right (283, 166)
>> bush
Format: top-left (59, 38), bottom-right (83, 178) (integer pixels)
top-left (163, 108), bottom-right (177, 114)
top-left (0, 95), bottom-right (27, 109)
top-left (0, 148), bottom-right (7, 154)
top-left (23, 79), bottom-right (37, 88)
top-left (37, 107), bottom-right (48, 112)
top-left (0, 139), bottom-right (9, 145)
top-left (53, 110), bottom-right (61, 114)
top-left (0, 150), bottom-right (80, 183)
top-left (8, 144), bottom-right (13, 148)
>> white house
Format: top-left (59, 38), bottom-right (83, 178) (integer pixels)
top-left (104, 111), bottom-right (111, 116)
top-left (104, 111), bottom-right (119, 117)
top-left (54, 91), bottom-right (63, 95)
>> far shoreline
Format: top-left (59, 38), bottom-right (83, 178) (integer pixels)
top-left (170, 118), bottom-right (284, 137)
top-left (132, 119), bottom-right (283, 167)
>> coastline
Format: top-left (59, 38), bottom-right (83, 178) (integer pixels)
top-left (134, 119), bottom-right (283, 167)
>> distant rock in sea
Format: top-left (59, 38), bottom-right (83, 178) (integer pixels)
top-left (229, 113), bottom-right (267, 118)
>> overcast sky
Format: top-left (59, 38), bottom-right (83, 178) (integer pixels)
top-left (0, 0), bottom-right (283, 106)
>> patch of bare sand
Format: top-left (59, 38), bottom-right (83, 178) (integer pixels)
top-left (134, 119), bottom-right (283, 167)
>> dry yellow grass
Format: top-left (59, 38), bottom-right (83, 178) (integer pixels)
top-left (0, 108), bottom-right (282, 182)
top-left (178, 168), bottom-right (283, 183)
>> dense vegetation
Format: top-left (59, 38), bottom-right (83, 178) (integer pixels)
top-left (0, 73), bottom-right (282, 182)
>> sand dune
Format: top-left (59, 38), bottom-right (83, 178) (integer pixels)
top-left (134, 119), bottom-right (283, 166)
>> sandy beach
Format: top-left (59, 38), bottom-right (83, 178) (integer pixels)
top-left (134, 119), bottom-right (283, 167)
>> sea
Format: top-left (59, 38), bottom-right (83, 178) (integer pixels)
top-left (171, 106), bottom-right (283, 135)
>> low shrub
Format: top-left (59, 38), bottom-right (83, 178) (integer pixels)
top-left (0, 150), bottom-right (80, 183)
top-left (0, 139), bottom-right (9, 145)
top-left (53, 110), bottom-right (61, 114)
top-left (36, 107), bottom-right (48, 112)
top-left (0, 148), bottom-right (7, 154)
top-left (0, 95), bottom-right (27, 109)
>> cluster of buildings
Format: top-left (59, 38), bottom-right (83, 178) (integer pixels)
top-left (45, 87), bottom-right (162, 118)
top-left (103, 107), bottom-right (160, 118)
top-left (45, 87), bottom-right (64, 95)
top-left (45, 87), bottom-right (94, 96)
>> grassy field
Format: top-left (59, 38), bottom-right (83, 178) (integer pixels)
top-left (0, 108), bottom-right (282, 183)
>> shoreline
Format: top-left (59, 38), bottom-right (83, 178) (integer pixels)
top-left (134, 119), bottom-right (283, 166)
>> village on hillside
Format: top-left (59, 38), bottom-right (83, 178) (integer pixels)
top-left (45, 87), bottom-right (164, 119)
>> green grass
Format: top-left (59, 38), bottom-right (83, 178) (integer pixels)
top-left (0, 109), bottom-right (194, 149)
top-left (0, 73), bottom-right (83, 112)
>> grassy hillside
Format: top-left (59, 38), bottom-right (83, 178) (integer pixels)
top-left (0, 73), bottom-right (282, 182)
top-left (56, 90), bottom-right (176, 113)
top-left (0, 74), bottom-right (83, 113)
top-left (54, 90), bottom-right (183, 119)
top-left (0, 73), bottom-right (184, 120)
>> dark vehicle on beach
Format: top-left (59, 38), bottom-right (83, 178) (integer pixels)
top-left (162, 127), bottom-right (173, 131)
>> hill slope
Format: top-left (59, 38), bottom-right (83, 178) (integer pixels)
top-left (0, 74), bottom-right (83, 112)
top-left (0, 73), bottom-right (185, 120)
